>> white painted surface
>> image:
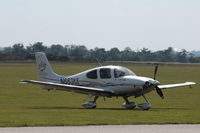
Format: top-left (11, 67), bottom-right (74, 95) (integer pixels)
top-left (0, 125), bottom-right (200, 133)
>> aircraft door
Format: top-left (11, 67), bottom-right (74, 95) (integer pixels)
top-left (99, 68), bottom-right (113, 85)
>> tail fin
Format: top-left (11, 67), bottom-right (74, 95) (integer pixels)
top-left (35, 52), bottom-right (61, 83)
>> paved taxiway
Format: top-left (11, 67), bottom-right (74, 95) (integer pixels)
top-left (0, 124), bottom-right (199, 133)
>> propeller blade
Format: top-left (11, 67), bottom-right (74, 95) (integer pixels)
top-left (155, 86), bottom-right (164, 99)
top-left (153, 65), bottom-right (158, 80)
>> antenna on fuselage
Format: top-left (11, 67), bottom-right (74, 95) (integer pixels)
top-left (95, 57), bottom-right (102, 66)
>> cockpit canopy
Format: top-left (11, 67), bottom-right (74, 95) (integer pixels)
top-left (86, 66), bottom-right (136, 79)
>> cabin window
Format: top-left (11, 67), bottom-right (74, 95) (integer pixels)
top-left (100, 68), bottom-right (111, 79)
top-left (87, 70), bottom-right (97, 79)
top-left (114, 69), bottom-right (125, 78)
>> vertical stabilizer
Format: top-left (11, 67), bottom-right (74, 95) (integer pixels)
top-left (35, 52), bottom-right (61, 83)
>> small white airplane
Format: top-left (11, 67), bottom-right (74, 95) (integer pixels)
top-left (21, 52), bottom-right (196, 110)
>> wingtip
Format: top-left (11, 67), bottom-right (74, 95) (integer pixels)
top-left (185, 82), bottom-right (196, 85)
top-left (20, 80), bottom-right (28, 84)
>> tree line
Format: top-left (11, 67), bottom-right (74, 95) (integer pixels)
top-left (0, 42), bottom-right (200, 63)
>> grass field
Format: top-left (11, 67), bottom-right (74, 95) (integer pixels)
top-left (0, 62), bottom-right (200, 127)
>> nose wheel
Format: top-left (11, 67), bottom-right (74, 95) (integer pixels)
top-left (137, 95), bottom-right (151, 110)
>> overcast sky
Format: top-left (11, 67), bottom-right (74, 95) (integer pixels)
top-left (0, 0), bottom-right (199, 51)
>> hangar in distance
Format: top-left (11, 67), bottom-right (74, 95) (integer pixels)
top-left (21, 52), bottom-right (196, 110)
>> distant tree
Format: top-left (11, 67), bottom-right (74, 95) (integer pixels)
top-left (121, 47), bottom-right (138, 61)
top-left (69, 45), bottom-right (88, 58)
top-left (177, 49), bottom-right (188, 62)
top-left (12, 43), bottom-right (27, 54)
top-left (2, 46), bottom-right (12, 54)
top-left (47, 44), bottom-right (65, 56)
top-left (26, 42), bottom-right (47, 53)
top-left (162, 47), bottom-right (177, 62)
top-left (124, 47), bottom-right (132, 52)
top-left (1, 43), bottom-right (200, 63)
top-left (107, 47), bottom-right (121, 61)
top-left (188, 54), bottom-right (200, 63)
top-left (137, 48), bottom-right (153, 61)
top-left (90, 47), bottom-right (107, 61)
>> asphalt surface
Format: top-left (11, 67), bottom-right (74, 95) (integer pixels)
top-left (0, 125), bottom-right (200, 133)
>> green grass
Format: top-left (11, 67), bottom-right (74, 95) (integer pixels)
top-left (0, 62), bottom-right (200, 127)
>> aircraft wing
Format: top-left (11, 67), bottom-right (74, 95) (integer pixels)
top-left (21, 80), bottom-right (115, 96)
top-left (158, 82), bottom-right (196, 89)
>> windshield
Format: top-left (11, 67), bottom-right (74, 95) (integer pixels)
top-left (124, 67), bottom-right (136, 76)
top-left (114, 67), bottom-right (136, 78)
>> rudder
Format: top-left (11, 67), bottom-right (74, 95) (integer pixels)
top-left (35, 52), bottom-right (61, 83)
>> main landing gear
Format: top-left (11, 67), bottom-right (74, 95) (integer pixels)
top-left (122, 95), bottom-right (151, 110)
top-left (82, 95), bottom-right (151, 110)
top-left (82, 96), bottom-right (99, 109)
top-left (122, 96), bottom-right (137, 109)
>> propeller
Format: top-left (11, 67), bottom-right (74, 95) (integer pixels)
top-left (155, 86), bottom-right (164, 99)
top-left (153, 65), bottom-right (158, 80)
top-left (153, 65), bottom-right (164, 99)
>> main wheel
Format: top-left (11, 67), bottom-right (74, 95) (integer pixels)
top-left (137, 103), bottom-right (151, 110)
top-left (82, 101), bottom-right (97, 109)
top-left (122, 102), bottom-right (137, 109)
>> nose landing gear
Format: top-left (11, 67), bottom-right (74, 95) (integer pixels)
top-left (137, 95), bottom-right (151, 110)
